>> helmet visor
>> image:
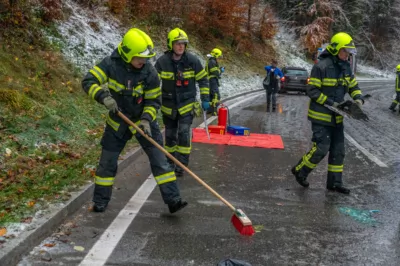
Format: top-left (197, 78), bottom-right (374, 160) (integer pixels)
top-left (174, 40), bottom-right (189, 45)
top-left (344, 47), bottom-right (357, 55)
top-left (137, 45), bottom-right (156, 58)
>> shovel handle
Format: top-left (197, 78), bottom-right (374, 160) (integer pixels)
top-left (117, 111), bottom-right (236, 211)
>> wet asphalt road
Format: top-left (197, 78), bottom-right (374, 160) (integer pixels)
top-left (18, 80), bottom-right (400, 266)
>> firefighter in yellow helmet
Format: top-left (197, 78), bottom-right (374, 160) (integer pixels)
top-left (82, 28), bottom-right (187, 213)
top-left (155, 28), bottom-right (210, 177)
top-left (206, 48), bottom-right (224, 115)
top-left (389, 64), bottom-right (400, 113)
top-left (291, 32), bottom-right (365, 194)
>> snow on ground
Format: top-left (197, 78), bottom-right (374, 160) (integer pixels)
top-left (274, 26), bottom-right (395, 80)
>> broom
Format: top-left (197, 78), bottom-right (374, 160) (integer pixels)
top-left (118, 111), bottom-right (255, 236)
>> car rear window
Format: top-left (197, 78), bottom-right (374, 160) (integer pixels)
top-left (285, 69), bottom-right (308, 75)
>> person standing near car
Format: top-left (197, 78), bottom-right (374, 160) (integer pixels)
top-left (263, 59), bottom-right (283, 111)
top-left (291, 32), bottom-right (364, 194)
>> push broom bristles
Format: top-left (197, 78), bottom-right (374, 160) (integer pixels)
top-left (231, 209), bottom-right (255, 236)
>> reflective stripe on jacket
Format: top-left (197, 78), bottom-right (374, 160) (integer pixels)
top-left (155, 51), bottom-right (209, 117)
top-left (307, 51), bottom-right (363, 126)
top-left (82, 49), bottom-right (161, 134)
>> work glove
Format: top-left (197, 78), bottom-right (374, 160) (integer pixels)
top-left (202, 101), bottom-right (210, 111)
top-left (139, 119), bottom-right (152, 137)
top-left (355, 99), bottom-right (364, 107)
top-left (220, 67), bottom-right (225, 73)
top-left (193, 102), bottom-right (201, 117)
top-left (211, 98), bottom-right (219, 107)
top-left (103, 96), bottom-right (118, 113)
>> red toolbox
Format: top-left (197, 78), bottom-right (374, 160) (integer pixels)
top-left (207, 125), bottom-right (226, 135)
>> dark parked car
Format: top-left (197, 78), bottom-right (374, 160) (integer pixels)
top-left (279, 67), bottom-right (309, 93)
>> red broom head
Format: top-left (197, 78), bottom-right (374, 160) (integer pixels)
top-left (231, 210), bottom-right (255, 236)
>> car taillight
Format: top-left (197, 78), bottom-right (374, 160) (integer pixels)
top-left (307, 77), bottom-right (310, 84)
top-left (281, 76), bottom-right (285, 82)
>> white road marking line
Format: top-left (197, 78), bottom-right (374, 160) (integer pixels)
top-left (344, 132), bottom-right (388, 168)
top-left (198, 92), bottom-right (264, 128)
top-left (79, 176), bottom-right (157, 266)
top-left (80, 93), bottom-right (265, 265)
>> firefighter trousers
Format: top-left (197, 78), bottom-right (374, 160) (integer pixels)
top-left (389, 92), bottom-right (400, 110)
top-left (163, 113), bottom-right (193, 174)
top-left (93, 121), bottom-right (181, 206)
top-left (209, 79), bottom-right (221, 115)
top-left (294, 123), bottom-right (345, 187)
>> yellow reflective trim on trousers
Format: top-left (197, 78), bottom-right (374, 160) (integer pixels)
top-left (183, 71), bottom-right (195, 79)
top-left (350, 90), bottom-right (362, 98)
top-left (309, 78), bottom-right (321, 87)
top-left (328, 164), bottom-right (343, 173)
top-left (106, 114), bottom-right (120, 131)
top-left (336, 115), bottom-right (344, 124)
top-left (178, 103), bottom-right (194, 115)
top-left (128, 120), bottom-right (141, 134)
top-left (144, 87), bottom-right (161, 99)
top-left (308, 109), bottom-right (332, 122)
top-left (200, 87), bottom-right (210, 95)
top-left (88, 84), bottom-right (102, 100)
top-left (161, 105), bottom-right (172, 115)
top-left (195, 69), bottom-right (207, 80)
top-left (90, 66), bottom-right (107, 84)
top-left (177, 145), bottom-right (191, 154)
top-left (95, 176), bottom-right (115, 186)
top-left (209, 75), bottom-right (218, 79)
top-left (316, 93), bottom-right (327, 104)
top-left (154, 171), bottom-right (177, 185)
top-left (165, 145), bottom-right (177, 153)
top-left (144, 106), bottom-right (157, 121)
top-left (160, 71), bottom-right (174, 80)
top-left (296, 143), bottom-right (317, 171)
top-left (393, 100), bottom-right (399, 104)
top-left (108, 78), bottom-right (125, 92)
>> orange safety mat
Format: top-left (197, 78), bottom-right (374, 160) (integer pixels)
top-left (192, 128), bottom-right (284, 149)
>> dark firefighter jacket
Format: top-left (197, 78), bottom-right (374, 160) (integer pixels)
top-left (396, 72), bottom-right (400, 92)
top-left (307, 50), bottom-right (363, 126)
top-left (155, 51), bottom-right (209, 118)
top-left (82, 49), bottom-right (161, 136)
top-left (206, 56), bottom-right (221, 94)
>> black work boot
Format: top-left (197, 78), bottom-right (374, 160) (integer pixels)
top-left (168, 200), bottom-right (188, 214)
top-left (93, 203), bottom-right (108, 212)
top-left (389, 103), bottom-right (397, 112)
top-left (272, 105), bottom-right (276, 111)
top-left (327, 186), bottom-right (350, 194)
top-left (266, 103), bottom-right (271, 112)
top-left (291, 166), bottom-right (309, 188)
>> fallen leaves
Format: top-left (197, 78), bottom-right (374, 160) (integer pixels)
top-left (0, 227), bottom-right (7, 236)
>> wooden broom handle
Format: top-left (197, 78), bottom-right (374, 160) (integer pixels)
top-left (118, 111), bottom-right (236, 211)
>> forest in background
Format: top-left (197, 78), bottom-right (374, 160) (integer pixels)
top-left (2, 0), bottom-right (398, 68)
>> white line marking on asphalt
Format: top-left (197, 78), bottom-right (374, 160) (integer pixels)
top-left (198, 91), bottom-right (264, 128)
top-left (79, 176), bottom-right (157, 266)
top-left (344, 132), bottom-right (388, 168)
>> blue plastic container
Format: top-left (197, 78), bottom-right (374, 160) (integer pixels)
top-left (227, 125), bottom-right (250, 136)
